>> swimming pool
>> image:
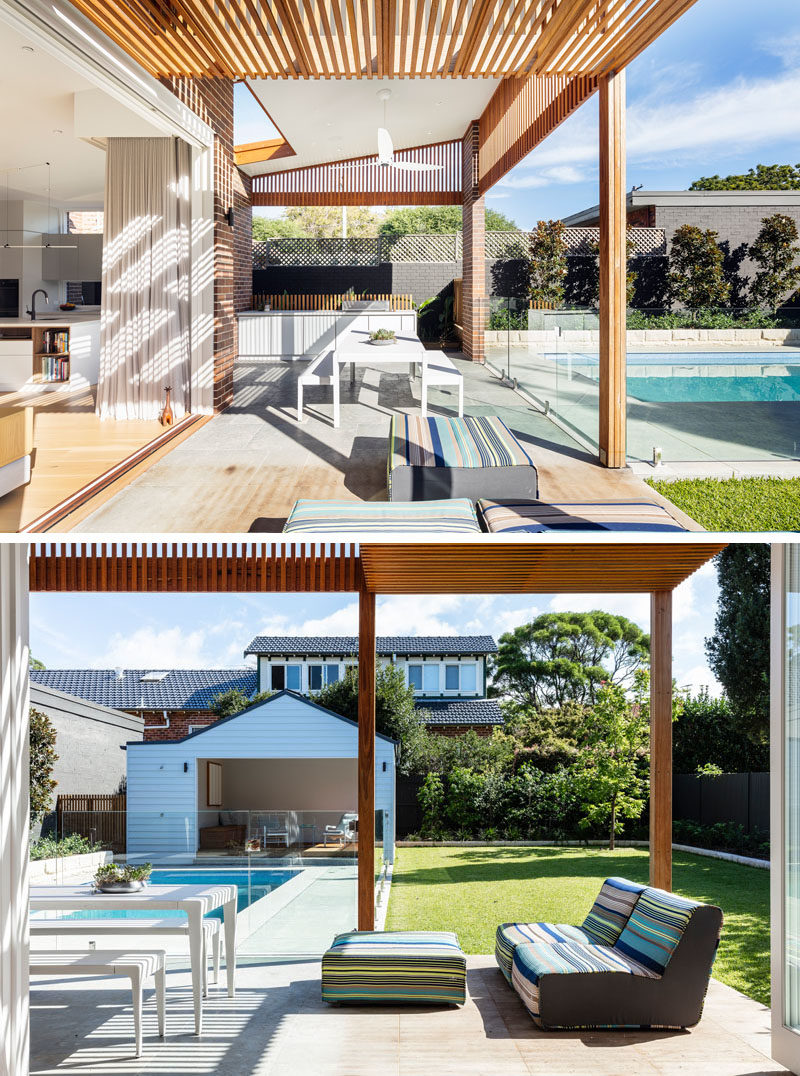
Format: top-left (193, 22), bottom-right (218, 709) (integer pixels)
top-left (547, 351), bottom-right (800, 403)
top-left (60, 868), bottom-right (301, 921)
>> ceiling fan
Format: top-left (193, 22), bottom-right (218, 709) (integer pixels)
top-left (338, 89), bottom-right (443, 173)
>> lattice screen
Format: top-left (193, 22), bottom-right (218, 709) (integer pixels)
top-left (253, 228), bottom-right (666, 267)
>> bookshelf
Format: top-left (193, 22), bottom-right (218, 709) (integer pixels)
top-left (32, 326), bottom-right (70, 385)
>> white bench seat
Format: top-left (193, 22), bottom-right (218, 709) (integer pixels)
top-left (30, 949), bottom-right (166, 1058)
top-left (297, 350), bottom-right (336, 421)
top-left (30, 916), bottom-right (221, 995)
top-left (422, 354), bottom-right (464, 417)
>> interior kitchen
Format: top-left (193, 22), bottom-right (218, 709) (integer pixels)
top-left (0, 10), bottom-right (215, 531)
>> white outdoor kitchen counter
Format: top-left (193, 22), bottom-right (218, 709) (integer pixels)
top-left (237, 308), bottom-right (417, 359)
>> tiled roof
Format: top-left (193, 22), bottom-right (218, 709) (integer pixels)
top-left (29, 669), bottom-right (258, 711)
top-left (244, 635), bottom-right (497, 656)
top-left (418, 699), bottom-right (504, 726)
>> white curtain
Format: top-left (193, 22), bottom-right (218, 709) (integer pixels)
top-left (97, 138), bottom-right (192, 421)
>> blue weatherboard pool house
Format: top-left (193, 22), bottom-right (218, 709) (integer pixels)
top-left (125, 690), bottom-right (397, 863)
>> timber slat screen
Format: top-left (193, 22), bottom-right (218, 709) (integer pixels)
top-left (250, 141), bottom-right (461, 207)
top-left (66, 0), bottom-right (700, 80)
top-left (56, 794), bottom-right (127, 853)
top-left (250, 292), bottom-right (414, 310)
top-left (29, 544), bottom-right (362, 593)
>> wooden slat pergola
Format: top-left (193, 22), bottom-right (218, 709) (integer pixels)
top-left (30, 539), bottom-right (725, 929)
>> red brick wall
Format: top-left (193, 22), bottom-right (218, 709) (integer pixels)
top-left (141, 710), bottom-right (220, 742)
top-left (627, 205), bottom-right (656, 227)
top-left (461, 122), bottom-right (486, 363)
top-left (161, 76), bottom-right (252, 412)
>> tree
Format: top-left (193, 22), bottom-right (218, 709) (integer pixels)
top-left (30, 707), bottom-right (58, 824)
top-left (253, 206), bottom-right (381, 239)
top-left (29, 654), bottom-right (45, 670)
top-left (497, 700), bottom-right (584, 771)
top-left (690, 164), bottom-right (800, 191)
top-left (705, 544), bottom-right (770, 743)
top-left (211, 688), bottom-right (272, 717)
top-left (748, 214), bottom-right (800, 313)
top-left (529, 219), bottom-right (568, 306)
top-left (316, 664), bottom-right (427, 774)
top-left (378, 205), bottom-right (518, 240)
top-left (668, 225), bottom-right (730, 309)
top-left (673, 690), bottom-right (769, 773)
top-left (491, 611), bottom-right (650, 710)
top-left (573, 674), bottom-right (651, 849)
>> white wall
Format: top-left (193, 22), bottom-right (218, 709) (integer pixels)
top-left (257, 654), bottom-right (485, 698)
top-left (0, 544), bottom-right (30, 1076)
top-left (127, 693), bottom-right (395, 859)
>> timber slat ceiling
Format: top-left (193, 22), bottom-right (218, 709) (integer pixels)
top-left (29, 541), bottom-right (725, 594)
top-left (250, 140), bottom-right (462, 206)
top-left (66, 0), bottom-right (699, 80)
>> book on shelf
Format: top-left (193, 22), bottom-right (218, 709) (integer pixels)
top-left (42, 329), bottom-right (69, 355)
top-left (41, 354), bottom-right (69, 382)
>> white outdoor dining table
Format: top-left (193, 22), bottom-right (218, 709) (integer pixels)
top-left (332, 328), bottom-right (427, 428)
top-left (29, 883), bottom-right (237, 1035)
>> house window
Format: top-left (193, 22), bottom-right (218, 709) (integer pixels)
top-left (422, 664), bottom-right (439, 693)
top-left (445, 665), bottom-right (460, 690)
top-left (286, 665), bottom-right (301, 691)
top-left (271, 664), bottom-right (301, 691)
top-left (308, 663), bottom-right (340, 691)
top-left (271, 665), bottom-right (285, 690)
top-left (407, 665), bottom-right (422, 691)
top-left (461, 664), bottom-right (477, 692)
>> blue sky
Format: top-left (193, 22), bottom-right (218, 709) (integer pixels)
top-left (30, 560), bottom-right (722, 696)
top-left (244, 0), bottom-right (800, 230)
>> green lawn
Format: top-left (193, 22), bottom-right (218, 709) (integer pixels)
top-left (646, 475), bottom-right (800, 531)
top-left (385, 846), bottom-right (770, 1006)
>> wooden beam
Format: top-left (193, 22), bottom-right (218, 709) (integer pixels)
top-left (650, 589), bottom-right (673, 892)
top-left (462, 121), bottom-right (486, 363)
top-left (357, 586), bottom-right (376, 931)
top-left (597, 68), bottom-right (626, 469)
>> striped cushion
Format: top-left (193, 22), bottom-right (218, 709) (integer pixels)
top-left (321, 930), bottom-right (467, 1005)
top-left (389, 415), bottom-right (534, 475)
top-left (283, 498), bottom-right (480, 533)
top-left (478, 499), bottom-right (685, 533)
top-left (495, 922), bottom-right (596, 984)
top-left (512, 940), bottom-right (658, 1025)
top-left (582, 877), bottom-right (647, 945)
top-left (614, 888), bottom-right (699, 974)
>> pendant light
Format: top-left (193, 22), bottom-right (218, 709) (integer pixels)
top-left (1, 162), bottom-right (77, 249)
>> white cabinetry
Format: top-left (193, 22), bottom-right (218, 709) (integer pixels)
top-left (0, 340), bottom-right (33, 392)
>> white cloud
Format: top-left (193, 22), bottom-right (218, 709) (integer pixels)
top-left (93, 627), bottom-right (213, 670)
top-left (503, 69), bottom-right (800, 185)
top-left (498, 164), bottom-right (586, 190)
top-left (676, 663), bottom-right (722, 697)
top-left (758, 28), bottom-right (800, 67)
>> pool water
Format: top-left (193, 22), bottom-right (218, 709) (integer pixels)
top-left (548, 350), bottom-right (800, 403)
top-left (61, 868), bottom-right (301, 921)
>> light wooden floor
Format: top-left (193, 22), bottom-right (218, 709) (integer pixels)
top-left (0, 384), bottom-right (164, 532)
top-left (29, 957), bottom-right (785, 1075)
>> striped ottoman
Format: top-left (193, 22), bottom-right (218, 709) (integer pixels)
top-left (388, 415), bottom-right (537, 501)
top-left (477, 499), bottom-right (685, 532)
top-left (283, 498), bottom-right (480, 533)
top-left (321, 930), bottom-right (467, 1006)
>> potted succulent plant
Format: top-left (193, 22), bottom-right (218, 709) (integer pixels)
top-left (368, 328), bottom-right (396, 346)
top-left (94, 862), bottom-right (152, 893)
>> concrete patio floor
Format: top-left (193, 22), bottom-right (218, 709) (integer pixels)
top-left (74, 354), bottom-right (697, 532)
top-left (30, 955), bottom-right (785, 1075)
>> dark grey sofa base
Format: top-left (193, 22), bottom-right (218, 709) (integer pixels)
top-left (389, 465), bottom-right (538, 502)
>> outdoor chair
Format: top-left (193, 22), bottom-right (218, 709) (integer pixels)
top-left (497, 877), bottom-right (723, 1031)
top-left (323, 812), bottom-right (357, 846)
top-left (477, 498), bottom-right (686, 532)
top-left (387, 415), bottom-right (538, 502)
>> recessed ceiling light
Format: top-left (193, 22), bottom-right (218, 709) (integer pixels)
top-left (21, 45), bottom-right (34, 53)
top-left (52, 129), bottom-right (63, 136)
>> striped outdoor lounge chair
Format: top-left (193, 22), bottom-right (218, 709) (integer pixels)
top-left (321, 930), bottom-right (467, 1006)
top-left (388, 415), bottom-right (538, 502)
top-left (477, 499), bottom-right (685, 532)
top-left (283, 498), bottom-right (480, 533)
top-left (505, 881), bottom-right (723, 1031)
top-left (495, 876), bottom-right (646, 984)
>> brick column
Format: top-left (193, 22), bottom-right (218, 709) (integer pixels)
top-left (461, 121), bottom-right (486, 363)
top-left (162, 77), bottom-right (252, 412)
